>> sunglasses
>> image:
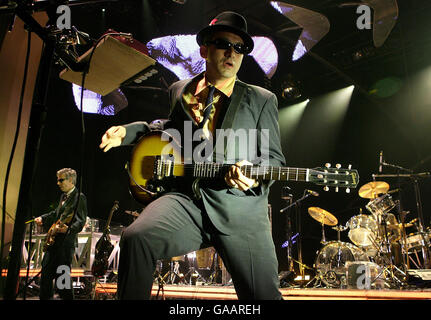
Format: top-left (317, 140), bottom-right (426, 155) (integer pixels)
top-left (57, 178), bottom-right (66, 183)
top-left (206, 38), bottom-right (249, 55)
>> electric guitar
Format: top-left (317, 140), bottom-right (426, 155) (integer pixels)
top-left (91, 200), bottom-right (119, 277)
top-left (127, 131), bottom-right (360, 205)
top-left (43, 212), bottom-right (74, 252)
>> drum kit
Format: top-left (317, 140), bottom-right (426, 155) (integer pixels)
top-left (306, 180), bottom-right (431, 289)
top-left (154, 247), bottom-right (227, 286)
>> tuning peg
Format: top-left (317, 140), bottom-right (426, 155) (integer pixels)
top-left (336, 164), bottom-right (341, 169)
top-left (323, 186), bottom-right (329, 192)
top-left (346, 188), bottom-right (350, 193)
top-left (335, 186), bottom-right (339, 192)
top-left (348, 164), bottom-right (352, 170)
top-left (325, 163), bottom-right (331, 168)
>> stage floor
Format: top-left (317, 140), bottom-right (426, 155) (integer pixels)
top-left (86, 282), bottom-right (431, 300)
top-left (148, 284), bottom-right (431, 300)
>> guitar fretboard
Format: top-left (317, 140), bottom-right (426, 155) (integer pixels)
top-left (175, 163), bottom-right (309, 182)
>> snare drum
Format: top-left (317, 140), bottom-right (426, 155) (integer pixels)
top-left (366, 194), bottom-right (396, 217)
top-left (347, 214), bottom-right (379, 247)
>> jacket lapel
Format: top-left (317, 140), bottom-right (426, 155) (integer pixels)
top-left (170, 74), bottom-right (202, 124)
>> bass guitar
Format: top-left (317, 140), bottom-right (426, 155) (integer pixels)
top-left (91, 200), bottom-right (119, 277)
top-left (127, 131), bottom-right (360, 205)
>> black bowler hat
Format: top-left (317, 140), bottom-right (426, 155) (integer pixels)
top-left (196, 11), bottom-right (254, 54)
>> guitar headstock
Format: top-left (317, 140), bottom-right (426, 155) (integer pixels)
top-left (112, 200), bottom-right (120, 211)
top-left (309, 163), bottom-right (359, 193)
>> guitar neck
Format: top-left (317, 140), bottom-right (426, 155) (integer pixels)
top-left (180, 163), bottom-right (308, 182)
top-left (104, 201), bottom-right (119, 233)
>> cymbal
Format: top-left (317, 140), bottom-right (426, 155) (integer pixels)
top-left (358, 181), bottom-right (390, 199)
top-left (308, 207), bottom-right (338, 226)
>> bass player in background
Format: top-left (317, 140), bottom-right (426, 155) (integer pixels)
top-left (100, 11), bottom-right (285, 300)
top-left (35, 168), bottom-right (88, 300)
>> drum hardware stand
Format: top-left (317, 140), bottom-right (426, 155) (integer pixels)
top-left (332, 225), bottom-right (344, 242)
top-left (408, 250), bottom-right (422, 269)
top-left (184, 255), bottom-right (207, 285)
top-left (153, 267), bottom-right (166, 300)
top-left (372, 170), bottom-right (431, 268)
top-left (281, 255), bottom-right (314, 287)
top-left (208, 252), bottom-right (222, 284)
top-left (398, 210), bottom-right (411, 270)
top-left (304, 273), bottom-right (323, 288)
top-left (281, 189), bottom-right (315, 280)
top-left (371, 213), bottom-right (407, 288)
top-left (320, 222), bottom-right (328, 245)
top-left (163, 260), bottom-right (184, 284)
top-left (281, 187), bottom-right (295, 273)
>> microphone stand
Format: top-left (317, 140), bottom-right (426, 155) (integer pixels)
top-left (280, 190), bottom-right (314, 281)
top-left (281, 187), bottom-right (294, 274)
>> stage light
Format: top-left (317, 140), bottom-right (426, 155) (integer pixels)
top-left (146, 35), bottom-right (278, 80)
top-left (282, 86), bottom-right (301, 100)
top-left (280, 74), bottom-right (302, 100)
top-left (369, 77), bottom-right (402, 98)
top-left (72, 84), bottom-right (128, 115)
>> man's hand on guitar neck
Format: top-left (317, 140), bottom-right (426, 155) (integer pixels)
top-left (224, 160), bottom-right (258, 191)
top-left (99, 126), bottom-right (126, 152)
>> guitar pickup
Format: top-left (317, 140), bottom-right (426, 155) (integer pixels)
top-left (154, 155), bottom-right (174, 179)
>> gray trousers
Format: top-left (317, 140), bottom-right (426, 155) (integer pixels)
top-left (117, 194), bottom-right (281, 300)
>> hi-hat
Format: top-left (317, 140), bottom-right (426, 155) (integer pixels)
top-left (358, 181), bottom-right (390, 199)
top-left (308, 207), bottom-right (338, 226)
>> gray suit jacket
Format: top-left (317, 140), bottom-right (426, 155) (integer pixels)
top-left (122, 74), bottom-right (285, 234)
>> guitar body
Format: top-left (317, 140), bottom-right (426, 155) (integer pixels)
top-left (128, 131), bottom-right (184, 204)
top-left (43, 214), bottom-right (73, 252)
top-left (91, 201), bottom-right (119, 277)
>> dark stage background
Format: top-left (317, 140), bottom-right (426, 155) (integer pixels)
top-left (28, 0), bottom-right (431, 275)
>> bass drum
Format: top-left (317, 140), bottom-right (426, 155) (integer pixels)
top-left (315, 241), bottom-right (369, 288)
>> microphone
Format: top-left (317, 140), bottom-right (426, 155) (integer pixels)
top-left (306, 189), bottom-right (319, 197)
top-left (379, 151), bottom-right (383, 173)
